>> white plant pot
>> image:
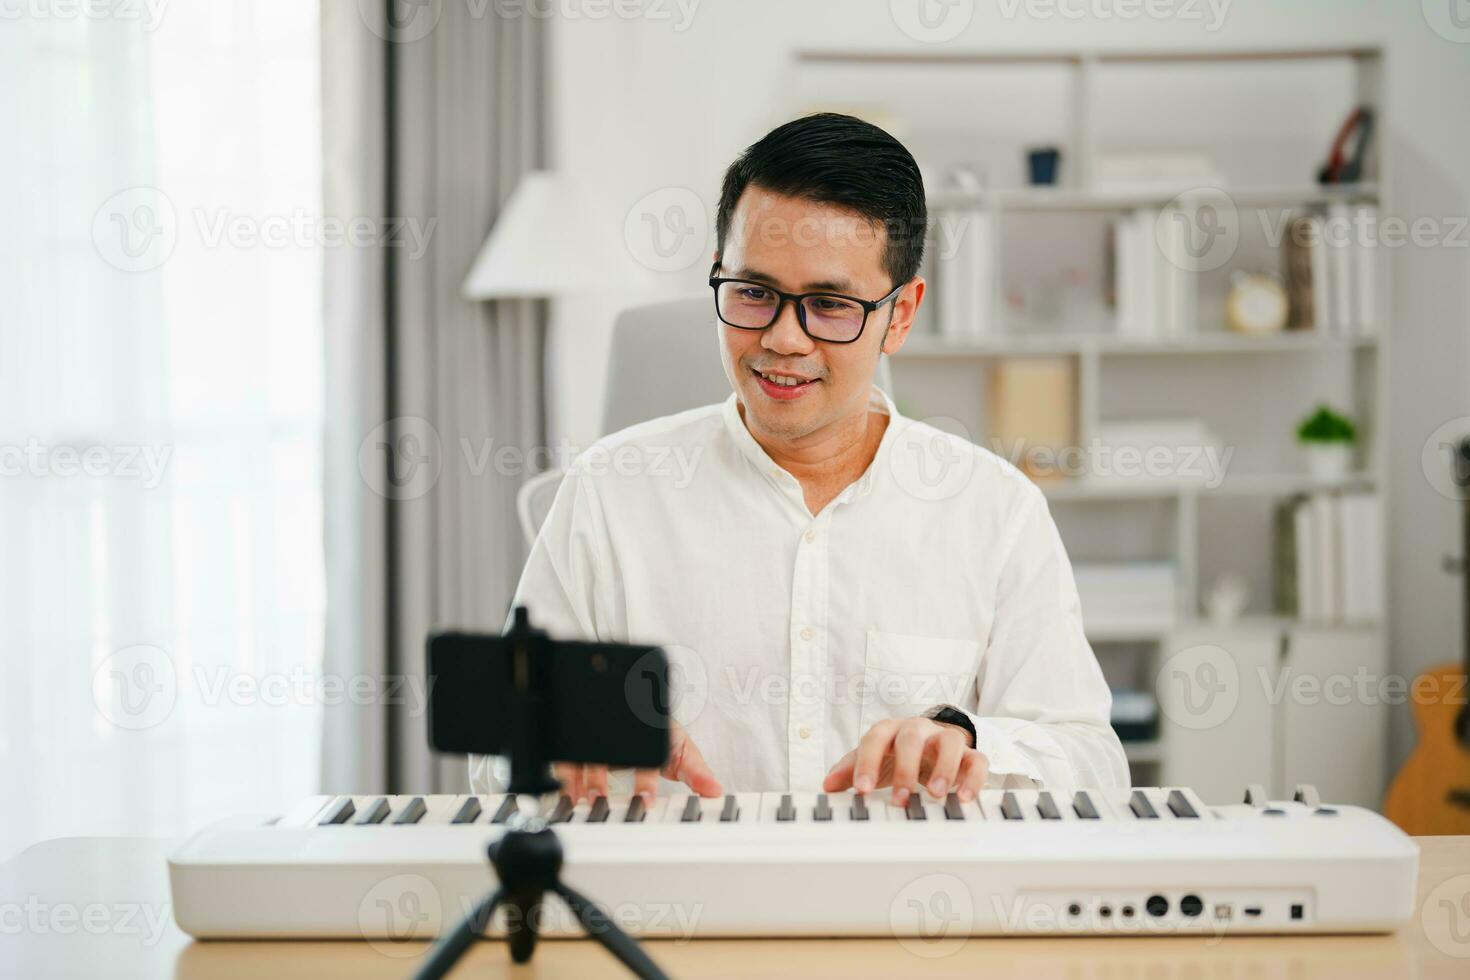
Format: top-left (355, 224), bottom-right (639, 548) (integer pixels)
top-left (1303, 442), bottom-right (1353, 481)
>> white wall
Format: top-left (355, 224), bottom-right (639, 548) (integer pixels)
top-left (547, 0), bottom-right (1470, 771)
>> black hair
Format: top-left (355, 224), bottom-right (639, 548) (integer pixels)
top-left (715, 112), bottom-right (927, 289)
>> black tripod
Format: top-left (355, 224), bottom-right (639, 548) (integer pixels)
top-left (411, 819), bottom-right (668, 979)
top-left (412, 609), bottom-right (671, 980)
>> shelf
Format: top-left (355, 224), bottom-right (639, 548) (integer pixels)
top-left (795, 46), bottom-right (1380, 67)
top-left (1087, 614), bottom-right (1381, 642)
top-left (927, 182), bottom-right (1378, 213)
top-left (898, 331), bottom-right (1377, 359)
top-left (1043, 471), bottom-right (1377, 502)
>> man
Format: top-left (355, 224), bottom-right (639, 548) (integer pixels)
top-left (471, 113), bottom-right (1127, 807)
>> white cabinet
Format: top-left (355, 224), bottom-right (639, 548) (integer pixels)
top-left (1158, 624), bottom-right (1279, 805)
top-left (1278, 626), bottom-right (1388, 809)
top-left (1159, 623), bottom-right (1387, 808)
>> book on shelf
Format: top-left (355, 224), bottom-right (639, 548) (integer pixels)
top-left (936, 207), bottom-right (993, 342)
top-left (1112, 207), bottom-right (1195, 339)
top-left (1279, 204), bottom-right (1377, 337)
top-left (1276, 491), bottom-right (1382, 624)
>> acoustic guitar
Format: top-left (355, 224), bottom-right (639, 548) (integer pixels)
top-left (1382, 436), bottom-right (1470, 834)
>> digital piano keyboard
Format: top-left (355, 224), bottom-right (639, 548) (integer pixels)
top-left (169, 784), bottom-right (1418, 940)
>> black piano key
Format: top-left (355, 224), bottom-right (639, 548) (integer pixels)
top-left (318, 797), bottom-right (356, 825)
top-left (549, 795), bottom-right (575, 824)
top-left (1166, 789), bottom-right (1198, 819)
top-left (776, 794), bottom-right (796, 822)
top-left (624, 795), bottom-right (647, 823)
top-left (354, 797), bottom-right (390, 825)
top-left (680, 796), bottom-right (702, 823)
top-left (719, 795), bottom-right (739, 823)
top-left (454, 797), bottom-right (484, 824)
top-left (587, 796), bottom-right (610, 823)
top-left (393, 796), bottom-right (427, 825)
top-left (850, 794), bottom-right (869, 822)
top-left (1129, 790), bottom-right (1159, 819)
top-left (1073, 791), bottom-right (1100, 820)
top-left (1000, 792), bottom-right (1024, 821)
top-left (1037, 791), bottom-right (1062, 820)
top-left (905, 795), bottom-right (926, 820)
top-left (813, 794), bottom-right (832, 822)
top-left (489, 797), bottom-right (517, 824)
top-left (943, 793), bottom-right (965, 821)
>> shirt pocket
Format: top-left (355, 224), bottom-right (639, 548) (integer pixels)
top-left (859, 629), bottom-right (981, 732)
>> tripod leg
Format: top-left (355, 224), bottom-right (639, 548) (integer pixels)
top-left (503, 893), bottom-right (539, 964)
top-left (411, 888), bottom-right (503, 980)
top-left (552, 882), bottom-right (671, 980)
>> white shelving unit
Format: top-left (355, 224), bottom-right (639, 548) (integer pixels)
top-left (789, 46), bottom-right (1391, 807)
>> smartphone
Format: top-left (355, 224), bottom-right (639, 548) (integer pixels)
top-left (426, 629), bottom-right (670, 769)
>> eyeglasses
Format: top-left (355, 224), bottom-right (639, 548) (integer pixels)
top-left (708, 262), bottom-right (904, 344)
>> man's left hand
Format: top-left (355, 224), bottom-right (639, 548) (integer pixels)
top-left (822, 716), bottom-right (988, 806)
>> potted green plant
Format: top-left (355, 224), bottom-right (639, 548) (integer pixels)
top-left (1296, 405), bottom-right (1356, 481)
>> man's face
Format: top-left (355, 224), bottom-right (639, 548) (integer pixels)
top-left (715, 187), bottom-right (923, 446)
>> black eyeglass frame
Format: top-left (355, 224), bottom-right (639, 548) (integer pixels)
top-left (707, 262), bottom-right (906, 345)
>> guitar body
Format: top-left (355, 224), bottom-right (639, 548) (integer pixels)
top-left (1382, 663), bottom-right (1470, 835)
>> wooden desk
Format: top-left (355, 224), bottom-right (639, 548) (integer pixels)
top-left (4, 835), bottom-right (1468, 978)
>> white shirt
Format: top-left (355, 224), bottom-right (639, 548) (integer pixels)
top-left (471, 385), bottom-right (1127, 795)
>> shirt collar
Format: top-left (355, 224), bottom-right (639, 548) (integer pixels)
top-left (721, 383), bottom-right (902, 500)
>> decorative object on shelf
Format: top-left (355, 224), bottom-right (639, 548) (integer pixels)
top-left (1317, 106), bottom-right (1375, 185)
top-left (988, 357), bottom-right (1074, 482)
top-left (1026, 146), bottom-right (1060, 186)
top-left (1205, 573), bottom-right (1249, 625)
top-left (1296, 405), bottom-right (1356, 481)
top-left (1225, 270), bottom-right (1289, 336)
top-left (1281, 490), bottom-right (1383, 625)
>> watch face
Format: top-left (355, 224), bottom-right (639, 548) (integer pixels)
top-left (1228, 275), bottom-right (1288, 334)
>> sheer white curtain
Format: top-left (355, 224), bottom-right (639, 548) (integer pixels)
top-left (1, 2), bottom-right (324, 860)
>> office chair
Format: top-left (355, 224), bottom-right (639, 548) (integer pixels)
top-left (517, 296), bottom-right (895, 545)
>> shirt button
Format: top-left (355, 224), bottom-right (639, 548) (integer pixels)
top-left (800, 627), bottom-right (814, 641)
top-left (804, 528), bottom-right (816, 543)
top-left (798, 726), bottom-right (812, 740)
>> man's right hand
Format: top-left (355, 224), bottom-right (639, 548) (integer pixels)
top-left (554, 720), bottom-right (722, 802)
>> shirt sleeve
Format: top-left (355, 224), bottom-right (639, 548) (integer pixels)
top-left (468, 466), bottom-right (618, 794)
top-left (965, 484), bottom-right (1130, 791)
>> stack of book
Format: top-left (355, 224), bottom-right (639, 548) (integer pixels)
top-left (1074, 562), bottom-right (1179, 634)
top-left (1112, 207), bottom-right (1196, 339)
top-left (1274, 492), bottom-right (1383, 624)
top-left (936, 207), bottom-right (994, 342)
top-left (1281, 203), bottom-right (1378, 336)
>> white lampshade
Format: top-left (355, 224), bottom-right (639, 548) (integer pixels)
top-left (462, 171), bottom-right (654, 300)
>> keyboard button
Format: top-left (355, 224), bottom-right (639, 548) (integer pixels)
top-left (813, 794), bottom-right (832, 822)
top-left (1073, 791), bottom-right (1099, 820)
top-left (1166, 789), bottom-right (1198, 819)
top-left (624, 796), bottom-right (648, 823)
top-left (1037, 791), bottom-right (1061, 820)
top-left (905, 795), bottom-right (926, 821)
top-left (587, 797), bottom-right (610, 823)
top-left (681, 797), bottom-right (702, 823)
top-left (777, 794), bottom-right (797, 822)
top-left (943, 793), bottom-right (966, 821)
top-left (319, 797), bottom-right (356, 825)
top-left (720, 795), bottom-right (739, 823)
top-left (393, 797), bottom-right (427, 825)
top-left (354, 798), bottom-right (390, 825)
top-left (1001, 792), bottom-right (1025, 820)
top-left (850, 794), bottom-right (870, 822)
top-left (454, 798), bottom-right (484, 824)
top-left (549, 795), bottom-right (575, 824)
top-left (1129, 790), bottom-right (1158, 819)
top-left (489, 797), bottom-right (517, 824)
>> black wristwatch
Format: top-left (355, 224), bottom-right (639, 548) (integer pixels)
top-left (922, 704), bottom-right (977, 749)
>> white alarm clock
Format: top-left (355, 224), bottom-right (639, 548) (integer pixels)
top-left (1225, 270), bottom-right (1289, 335)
